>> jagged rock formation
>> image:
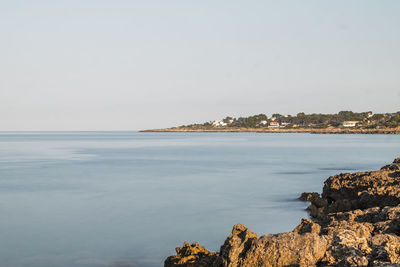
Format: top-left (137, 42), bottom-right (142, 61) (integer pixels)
top-left (165, 242), bottom-right (218, 267)
top-left (165, 158), bottom-right (400, 267)
top-left (322, 158), bottom-right (400, 213)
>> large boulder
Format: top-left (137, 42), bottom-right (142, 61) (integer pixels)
top-left (216, 224), bottom-right (258, 267)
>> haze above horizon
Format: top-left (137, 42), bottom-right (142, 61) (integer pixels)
top-left (1, 1), bottom-right (399, 131)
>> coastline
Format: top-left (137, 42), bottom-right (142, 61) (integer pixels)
top-left (165, 158), bottom-right (400, 266)
top-left (141, 127), bottom-right (400, 134)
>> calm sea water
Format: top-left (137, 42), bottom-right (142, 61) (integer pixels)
top-left (0, 132), bottom-right (399, 267)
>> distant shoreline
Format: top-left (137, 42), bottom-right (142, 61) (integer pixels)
top-left (140, 127), bottom-right (400, 134)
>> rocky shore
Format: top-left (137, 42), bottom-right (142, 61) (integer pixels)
top-left (141, 128), bottom-right (400, 135)
top-left (165, 158), bottom-right (400, 266)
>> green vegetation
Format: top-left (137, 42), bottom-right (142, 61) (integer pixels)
top-left (180, 111), bottom-right (400, 129)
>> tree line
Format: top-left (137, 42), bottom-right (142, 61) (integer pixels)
top-left (181, 111), bottom-right (400, 129)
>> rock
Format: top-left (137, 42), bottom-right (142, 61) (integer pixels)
top-left (299, 192), bottom-right (320, 201)
top-left (254, 232), bottom-right (328, 266)
top-left (299, 192), bottom-right (328, 208)
top-left (216, 224), bottom-right (327, 267)
top-left (164, 241), bottom-right (218, 267)
top-left (322, 158), bottom-right (400, 213)
top-left (164, 158), bottom-right (400, 267)
top-left (293, 218), bottom-right (321, 234)
top-left (300, 192), bottom-right (328, 219)
top-left (215, 224), bottom-right (258, 267)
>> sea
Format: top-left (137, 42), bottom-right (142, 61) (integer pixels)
top-left (0, 132), bottom-right (399, 267)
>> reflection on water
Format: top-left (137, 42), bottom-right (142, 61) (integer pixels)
top-left (0, 132), bottom-right (399, 267)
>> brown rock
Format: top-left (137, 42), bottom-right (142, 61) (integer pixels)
top-left (293, 218), bottom-right (321, 234)
top-left (164, 241), bottom-right (218, 267)
top-left (322, 158), bottom-right (400, 213)
top-left (216, 224), bottom-right (328, 267)
top-left (215, 224), bottom-right (258, 267)
top-left (299, 192), bottom-right (320, 201)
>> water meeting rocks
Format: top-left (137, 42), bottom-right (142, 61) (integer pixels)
top-left (165, 158), bottom-right (400, 266)
top-left (322, 159), bottom-right (400, 213)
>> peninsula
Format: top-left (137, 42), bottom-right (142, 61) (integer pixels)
top-left (142, 111), bottom-right (400, 134)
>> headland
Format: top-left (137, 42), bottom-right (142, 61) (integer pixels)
top-left (141, 127), bottom-right (400, 134)
top-left (141, 111), bottom-right (400, 134)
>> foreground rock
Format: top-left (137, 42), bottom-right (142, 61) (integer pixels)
top-left (164, 242), bottom-right (218, 267)
top-left (165, 158), bottom-right (400, 267)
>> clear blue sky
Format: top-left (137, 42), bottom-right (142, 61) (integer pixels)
top-left (1, 1), bottom-right (399, 130)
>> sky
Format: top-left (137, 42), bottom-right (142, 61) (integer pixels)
top-left (1, 1), bottom-right (399, 131)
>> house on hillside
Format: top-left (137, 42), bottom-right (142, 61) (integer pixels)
top-left (260, 120), bottom-right (268, 125)
top-left (212, 120), bottom-right (227, 127)
top-left (268, 121), bottom-right (280, 128)
top-left (342, 121), bottom-right (359, 127)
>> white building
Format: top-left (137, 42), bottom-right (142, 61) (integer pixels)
top-left (260, 120), bottom-right (268, 125)
top-left (268, 121), bottom-right (280, 128)
top-left (212, 120), bottom-right (227, 127)
top-left (342, 121), bottom-right (359, 127)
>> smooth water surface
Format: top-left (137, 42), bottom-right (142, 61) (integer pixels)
top-left (0, 132), bottom-right (399, 267)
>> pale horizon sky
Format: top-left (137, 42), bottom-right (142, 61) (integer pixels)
top-left (1, 1), bottom-right (399, 131)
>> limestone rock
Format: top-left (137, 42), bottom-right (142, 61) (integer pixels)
top-left (164, 242), bottom-right (218, 267)
top-left (322, 158), bottom-right (400, 213)
top-left (216, 224), bottom-right (258, 267)
top-left (299, 192), bottom-right (320, 201)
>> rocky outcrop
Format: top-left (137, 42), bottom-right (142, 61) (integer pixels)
top-left (164, 242), bottom-right (218, 267)
top-left (165, 158), bottom-right (400, 267)
top-left (300, 192), bottom-right (329, 219)
top-left (322, 159), bottom-right (400, 214)
top-left (215, 224), bottom-right (258, 267)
